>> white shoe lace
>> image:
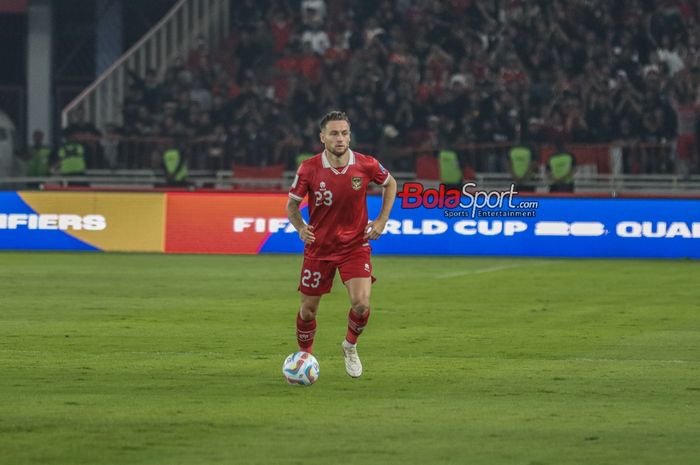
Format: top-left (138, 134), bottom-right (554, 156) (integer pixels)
top-left (345, 346), bottom-right (359, 363)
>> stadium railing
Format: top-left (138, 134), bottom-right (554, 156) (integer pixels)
top-left (3, 171), bottom-right (700, 194)
top-left (4, 171), bottom-right (700, 194)
top-left (60, 0), bottom-right (230, 132)
top-left (5, 136), bottom-right (699, 193)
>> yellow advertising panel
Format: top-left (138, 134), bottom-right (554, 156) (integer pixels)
top-left (17, 192), bottom-right (165, 252)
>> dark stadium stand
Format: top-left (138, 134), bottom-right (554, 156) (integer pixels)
top-left (90, 0), bottom-right (698, 177)
top-left (2, 0), bottom-right (697, 190)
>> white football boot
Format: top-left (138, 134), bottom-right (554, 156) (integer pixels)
top-left (341, 340), bottom-right (363, 378)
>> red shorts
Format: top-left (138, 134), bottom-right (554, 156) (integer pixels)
top-left (298, 247), bottom-right (376, 296)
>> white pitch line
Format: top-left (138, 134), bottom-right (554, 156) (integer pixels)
top-left (435, 263), bottom-right (523, 279)
top-left (571, 358), bottom-right (692, 364)
top-left (435, 261), bottom-right (551, 279)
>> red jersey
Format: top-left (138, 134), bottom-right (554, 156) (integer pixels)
top-left (289, 149), bottom-right (391, 260)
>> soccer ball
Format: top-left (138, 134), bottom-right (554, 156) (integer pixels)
top-left (282, 351), bottom-right (320, 386)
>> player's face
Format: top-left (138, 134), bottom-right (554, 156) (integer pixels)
top-left (320, 120), bottom-right (351, 158)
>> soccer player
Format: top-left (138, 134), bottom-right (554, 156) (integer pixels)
top-left (286, 110), bottom-right (397, 378)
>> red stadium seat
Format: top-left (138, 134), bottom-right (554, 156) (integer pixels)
top-left (463, 165), bottom-right (476, 181)
top-left (415, 155), bottom-right (440, 180)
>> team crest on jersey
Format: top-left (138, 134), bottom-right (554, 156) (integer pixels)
top-left (319, 181), bottom-right (326, 191)
top-left (351, 177), bottom-right (362, 190)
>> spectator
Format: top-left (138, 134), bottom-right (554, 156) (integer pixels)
top-left (301, 0), bottom-right (326, 27)
top-left (301, 24), bottom-right (330, 56)
top-left (100, 123), bottom-right (121, 169)
top-left (54, 134), bottom-right (87, 183)
top-left (671, 74), bottom-right (700, 175)
top-left (162, 137), bottom-right (189, 186)
top-left (25, 130), bottom-right (51, 176)
top-left (64, 107), bottom-right (101, 168)
top-left (190, 75), bottom-right (213, 112)
top-left (107, 0), bottom-right (700, 173)
top-left (507, 140), bottom-right (539, 192)
top-left (129, 68), bottom-right (163, 112)
top-left (64, 107), bottom-right (100, 139)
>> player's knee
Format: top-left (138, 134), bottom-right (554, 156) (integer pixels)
top-left (300, 301), bottom-right (319, 320)
top-left (300, 307), bottom-right (317, 320)
top-left (350, 299), bottom-right (370, 316)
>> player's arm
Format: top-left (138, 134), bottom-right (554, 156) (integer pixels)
top-left (288, 163), bottom-right (315, 244)
top-left (365, 175), bottom-right (397, 240)
top-left (286, 197), bottom-right (315, 244)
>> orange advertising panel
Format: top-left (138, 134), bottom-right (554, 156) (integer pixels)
top-left (164, 192), bottom-right (292, 254)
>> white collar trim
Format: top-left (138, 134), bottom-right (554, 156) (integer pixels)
top-left (322, 149), bottom-right (355, 174)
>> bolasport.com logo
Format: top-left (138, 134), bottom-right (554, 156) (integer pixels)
top-left (397, 182), bottom-right (539, 218)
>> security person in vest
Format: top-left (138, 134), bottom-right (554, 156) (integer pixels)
top-left (162, 139), bottom-right (188, 187)
top-left (507, 142), bottom-right (538, 192)
top-left (26, 130), bottom-right (52, 176)
top-left (547, 142), bottom-right (576, 193)
top-left (54, 136), bottom-right (87, 182)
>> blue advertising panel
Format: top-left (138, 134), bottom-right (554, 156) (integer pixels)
top-left (260, 195), bottom-right (700, 259)
top-left (2, 190), bottom-right (699, 258)
top-left (0, 192), bottom-right (98, 251)
top-left (0, 191), bottom-right (165, 252)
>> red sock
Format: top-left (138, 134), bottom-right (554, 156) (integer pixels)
top-left (345, 308), bottom-right (370, 344)
top-left (296, 312), bottom-right (316, 353)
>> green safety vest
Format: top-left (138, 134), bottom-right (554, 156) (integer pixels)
top-left (296, 152), bottom-right (313, 167)
top-left (439, 150), bottom-right (462, 184)
top-left (58, 143), bottom-right (86, 175)
top-left (163, 149), bottom-right (188, 182)
top-left (548, 152), bottom-right (574, 183)
top-left (509, 146), bottom-right (533, 179)
top-left (27, 147), bottom-right (52, 176)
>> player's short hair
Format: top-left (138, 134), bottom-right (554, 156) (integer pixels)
top-left (319, 110), bottom-right (350, 131)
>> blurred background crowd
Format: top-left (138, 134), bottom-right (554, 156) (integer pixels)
top-left (61, 0), bottom-right (700, 174)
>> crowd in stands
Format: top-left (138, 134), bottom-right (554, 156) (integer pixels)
top-left (102, 0), bottom-right (700, 174)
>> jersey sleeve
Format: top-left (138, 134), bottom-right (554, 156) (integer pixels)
top-left (369, 157), bottom-right (391, 186)
top-left (289, 162), bottom-right (311, 201)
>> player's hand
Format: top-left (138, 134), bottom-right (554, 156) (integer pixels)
top-left (299, 224), bottom-right (315, 244)
top-left (364, 218), bottom-right (387, 240)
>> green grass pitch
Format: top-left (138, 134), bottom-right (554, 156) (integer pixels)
top-left (1, 252), bottom-right (699, 464)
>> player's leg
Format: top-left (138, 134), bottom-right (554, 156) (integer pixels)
top-left (340, 277), bottom-right (372, 378)
top-left (296, 293), bottom-right (321, 353)
top-left (337, 248), bottom-right (375, 378)
top-left (296, 257), bottom-right (336, 354)
top-left (344, 277), bottom-right (372, 344)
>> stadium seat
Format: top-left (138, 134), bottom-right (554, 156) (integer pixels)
top-left (463, 165), bottom-right (476, 181)
top-left (415, 155), bottom-right (440, 180)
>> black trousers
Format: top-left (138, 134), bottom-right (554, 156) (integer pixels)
top-left (549, 183), bottom-right (574, 193)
